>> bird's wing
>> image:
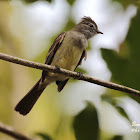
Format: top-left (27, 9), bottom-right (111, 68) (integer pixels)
top-left (41, 32), bottom-right (66, 81)
top-left (56, 79), bottom-right (69, 92)
top-left (75, 48), bottom-right (87, 69)
top-left (56, 49), bottom-right (87, 92)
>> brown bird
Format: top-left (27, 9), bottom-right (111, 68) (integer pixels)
top-left (15, 17), bottom-right (103, 115)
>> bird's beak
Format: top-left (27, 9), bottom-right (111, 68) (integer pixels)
top-left (96, 30), bottom-right (103, 34)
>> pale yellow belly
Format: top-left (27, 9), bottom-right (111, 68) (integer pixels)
top-left (47, 45), bottom-right (83, 82)
top-left (51, 45), bottom-right (82, 71)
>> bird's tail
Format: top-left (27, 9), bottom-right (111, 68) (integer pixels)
top-left (15, 78), bottom-right (47, 116)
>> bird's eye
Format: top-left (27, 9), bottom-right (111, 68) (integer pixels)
top-left (89, 24), bottom-right (94, 27)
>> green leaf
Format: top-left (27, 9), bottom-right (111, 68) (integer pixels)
top-left (73, 101), bottom-right (99, 140)
top-left (66, 0), bottom-right (76, 6)
top-left (101, 10), bottom-right (140, 103)
top-left (35, 132), bottom-right (53, 140)
top-left (101, 94), bottom-right (117, 106)
top-left (101, 48), bottom-right (129, 85)
top-left (101, 94), bottom-right (130, 121)
top-left (115, 106), bottom-right (130, 121)
top-left (111, 135), bottom-right (123, 140)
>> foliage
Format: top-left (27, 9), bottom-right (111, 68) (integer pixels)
top-left (73, 101), bottom-right (99, 140)
top-left (101, 94), bottom-right (130, 121)
top-left (0, 0), bottom-right (140, 140)
top-left (101, 10), bottom-right (140, 103)
top-left (66, 0), bottom-right (76, 6)
top-left (34, 102), bottom-right (99, 140)
top-left (111, 135), bottom-right (123, 140)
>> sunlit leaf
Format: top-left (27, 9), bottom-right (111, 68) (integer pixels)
top-left (73, 101), bottom-right (99, 140)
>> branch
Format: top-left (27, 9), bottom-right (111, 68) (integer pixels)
top-left (0, 122), bottom-right (39, 140)
top-left (0, 52), bottom-right (140, 97)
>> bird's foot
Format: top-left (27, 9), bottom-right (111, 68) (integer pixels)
top-left (55, 65), bottom-right (61, 72)
top-left (77, 72), bottom-right (83, 78)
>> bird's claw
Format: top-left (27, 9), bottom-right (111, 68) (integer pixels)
top-left (77, 72), bottom-right (83, 78)
top-left (55, 65), bottom-right (60, 72)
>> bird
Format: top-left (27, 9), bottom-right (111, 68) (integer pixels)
top-left (15, 16), bottom-right (103, 115)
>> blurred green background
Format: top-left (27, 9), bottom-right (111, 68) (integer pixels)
top-left (0, 0), bottom-right (140, 140)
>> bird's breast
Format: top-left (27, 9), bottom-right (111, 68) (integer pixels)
top-left (51, 44), bottom-right (83, 71)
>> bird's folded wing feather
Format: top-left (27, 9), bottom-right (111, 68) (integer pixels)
top-left (41, 32), bottom-right (66, 81)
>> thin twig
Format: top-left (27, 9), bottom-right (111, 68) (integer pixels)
top-left (0, 122), bottom-right (39, 140)
top-left (0, 52), bottom-right (140, 97)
